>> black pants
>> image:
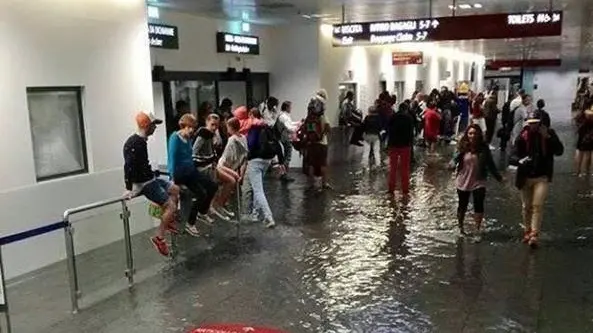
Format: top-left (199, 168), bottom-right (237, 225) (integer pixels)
top-left (177, 169), bottom-right (218, 225)
top-left (457, 187), bottom-right (486, 217)
top-left (485, 117), bottom-right (497, 144)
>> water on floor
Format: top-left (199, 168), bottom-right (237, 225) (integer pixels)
top-left (6, 123), bottom-right (593, 333)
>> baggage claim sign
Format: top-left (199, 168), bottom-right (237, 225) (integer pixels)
top-left (332, 11), bottom-right (562, 46)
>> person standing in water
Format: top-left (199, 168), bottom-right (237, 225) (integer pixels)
top-left (450, 124), bottom-right (503, 238)
top-left (510, 111), bottom-right (564, 248)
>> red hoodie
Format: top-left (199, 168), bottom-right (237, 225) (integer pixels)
top-left (423, 108), bottom-right (441, 139)
top-left (233, 106), bottom-right (264, 135)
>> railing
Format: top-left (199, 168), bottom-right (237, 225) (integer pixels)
top-left (0, 177), bottom-right (244, 332)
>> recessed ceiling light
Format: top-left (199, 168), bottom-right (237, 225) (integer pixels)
top-left (473, 3), bottom-right (483, 8)
top-left (459, 4), bottom-right (472, 9)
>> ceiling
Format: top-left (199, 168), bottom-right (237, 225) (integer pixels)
top-left (148, 0), bottom-right (593, 62)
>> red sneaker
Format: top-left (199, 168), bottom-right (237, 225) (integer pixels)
top-left (166, 224), bottom-right (180, 234)
top-left (150, 236), bottom-right (169, 256)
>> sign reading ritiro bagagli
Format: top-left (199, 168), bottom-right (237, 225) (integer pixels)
top-left (333, 11), bottom-right (562, 47)
top-left (216, 32), bottom-right (260, 55)
top-left (148, 23), bottom-right (179, 49)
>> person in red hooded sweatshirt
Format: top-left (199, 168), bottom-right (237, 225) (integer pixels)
top-left (423, 99), bottom-right (442, 154)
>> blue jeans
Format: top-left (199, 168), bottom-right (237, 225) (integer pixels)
top-left (247, 158), bottom-right (273, 222)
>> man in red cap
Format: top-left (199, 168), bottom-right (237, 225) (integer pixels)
top-left (123, 111), bottom-right (179, 256)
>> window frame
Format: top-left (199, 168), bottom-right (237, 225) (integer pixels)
top-left (26, 86), bottom-right (89, 182)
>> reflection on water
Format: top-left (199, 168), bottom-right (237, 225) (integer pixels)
top-left (290, 124), bottom-right (593, 332)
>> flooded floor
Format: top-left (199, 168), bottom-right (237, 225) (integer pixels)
top-left (8, 124), bottom-right (593, 332)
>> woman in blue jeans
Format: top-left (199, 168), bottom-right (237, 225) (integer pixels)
top-left (168, 114), bottom-right (218, 237)
top-left (246, 115), bottom-right (285, 228)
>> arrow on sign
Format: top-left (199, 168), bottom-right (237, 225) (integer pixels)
top-left (552, 13), bottom-right (561, 22)
top-left (431, 20), bottom-right (440, 28)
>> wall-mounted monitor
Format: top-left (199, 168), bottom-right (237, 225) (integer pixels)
top-left (216, 32), bottom-right (260, 55)
top-left (149, 23), bottom-right (179, 49)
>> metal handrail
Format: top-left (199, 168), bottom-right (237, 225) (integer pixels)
top-left (62, 194), bottom-right (136, 315)
top-left (63, 196), bottom-right (127, 221)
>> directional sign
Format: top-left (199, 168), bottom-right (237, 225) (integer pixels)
top-left (332, 11), bottom-right (562, 47)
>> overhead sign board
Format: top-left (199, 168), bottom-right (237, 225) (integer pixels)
top-left (333, 11), bottom-right (562, 47)
top-left (392, 52), bottom-right (423, 65)
top-left (216, 32), bottom-right (260, 55)
top-left (148, 23), bottom-right (179, 49)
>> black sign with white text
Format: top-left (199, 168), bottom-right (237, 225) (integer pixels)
top-left (216, 32), bottom-right (260, 55)
top-left (148, 23), bottom-right (179, 49)
top-left (333, 11), bottom-right (562, 47)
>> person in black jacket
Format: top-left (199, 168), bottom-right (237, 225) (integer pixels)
top-left (123, 112), bottom-right (180, 256)
top-left (387, 103), bottom-right (415, 195)
top-left (509, 110), bottom-right (564, 248)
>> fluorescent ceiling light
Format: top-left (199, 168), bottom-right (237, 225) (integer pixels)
top-left (302, 14), bottom-right (311, 19)
top-left (473, 3), bottom-right (483, 8)
top-left (448, 5), bottom-right (456, 9)
top-left (311, 13), bottom-right (332, 18)
top-left (459, 4), bottom-right (472, 9)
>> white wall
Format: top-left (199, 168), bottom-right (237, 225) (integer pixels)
top-left (531, 68), bottom-right (579, 123)
top-left (0, 0), bottom-right (156, 278)
top-left (150, 10), bottom-right (272, 72)
top-left (269, 24), bottom-right (321, 168)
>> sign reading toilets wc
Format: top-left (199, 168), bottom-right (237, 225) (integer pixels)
top-left (148, 23), bottom-right (179, 49)
top-left (217, 32), bottom-right (260, 55)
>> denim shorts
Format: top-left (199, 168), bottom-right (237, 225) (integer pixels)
top-left (140, 178), bottom-right (173, 206)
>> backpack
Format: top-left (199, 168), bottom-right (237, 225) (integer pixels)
top-left (297, 114), bottom-right (324, 145)
top-left (257, 125), bottom-right (280, 159)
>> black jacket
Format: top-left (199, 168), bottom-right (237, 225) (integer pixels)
top-left (387, 112), bottom-right (414, 148)
top-left (362, 114), bottom-right (382, 135)
top-left (509, 128), bottom-right (564, 189)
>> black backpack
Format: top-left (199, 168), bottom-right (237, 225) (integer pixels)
top-left (257, 125), bottom-right (281, 159)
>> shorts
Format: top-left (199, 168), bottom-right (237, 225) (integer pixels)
top-left (139, 178), bottom-right (173, 206)
top-left (306, 143), bottom-right (328, 176)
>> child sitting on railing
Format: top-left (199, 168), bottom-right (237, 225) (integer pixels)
top-left (212, 117), bottom-right (248, 219)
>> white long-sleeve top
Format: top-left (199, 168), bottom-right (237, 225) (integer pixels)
top-left (278, 111), bottom-right (299, 133)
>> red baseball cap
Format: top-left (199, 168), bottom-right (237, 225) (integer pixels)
top-left (136, 111), bottom-right (163, 129)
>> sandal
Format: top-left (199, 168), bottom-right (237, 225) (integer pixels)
top-left (527, 231), bottom-right (539, 248)
top-left (522, 228), bottom-right (532, 244)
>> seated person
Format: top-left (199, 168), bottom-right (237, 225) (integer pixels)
top-left (214, 117), bottom-right (249, 217)
top-left (192, 113), bottom-right (238, 221)
top-left (124, 111), bottom-right (179, 256)
top-left (169, 114), bottom-right (218, 237)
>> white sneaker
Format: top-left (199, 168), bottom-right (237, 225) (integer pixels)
top-left (185, 225), bottom-right (200, 237)
top-left (220, 207), bottom-right (235, 217)
top-left (241, 213), bottom-right (258, 223)
top-left (210, 207), bottom-right (231, 221)
top-left (265, 219), bottom-right (276, 228)
top-left (197, 213), bottom-right (214, 225)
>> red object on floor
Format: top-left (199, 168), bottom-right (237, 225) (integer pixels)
top-left (192, 324), bottom-right (289, 333)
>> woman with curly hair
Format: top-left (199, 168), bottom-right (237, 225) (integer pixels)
top-left (449, 124), bottom-right (503, 238)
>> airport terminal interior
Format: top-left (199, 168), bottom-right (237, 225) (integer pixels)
top-left (1, 0), bottom-right (593, 332)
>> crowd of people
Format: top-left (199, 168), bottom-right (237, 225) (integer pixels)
top-left (121, 80), bottom-right (593, 255)
top-left (123, 90), bottom-right (333, 256)
top-left (341, 84), bottom-right (569, 247)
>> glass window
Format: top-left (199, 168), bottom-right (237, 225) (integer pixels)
top-left (26, 87), bottom-right (88, 181)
